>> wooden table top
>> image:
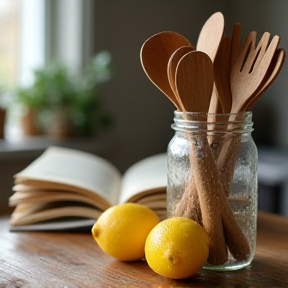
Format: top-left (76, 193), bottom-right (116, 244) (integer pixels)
top-left (1, 212), bottom-right (288, 288)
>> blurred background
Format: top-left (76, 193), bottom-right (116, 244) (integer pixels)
top-left (1, 0), bottom-right (288, 216)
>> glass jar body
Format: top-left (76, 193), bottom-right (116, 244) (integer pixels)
top-left (167, 112), bottom-right (258, 271)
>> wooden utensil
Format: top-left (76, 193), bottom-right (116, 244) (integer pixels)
top-left (196, 11), bottom-right (225, 115)
top-left (230, 23), bottom-right (241, 69)
top-left (175, 51), bottom-right (228, 265)
top-left (140, 31), bottom-right (193, 110)
top-left (175, 51), bottom-right (214, 112)
top-left (214, 36), bottom-right (283, 260)
top-left (213, 37), bottom-right (232, 113)
top-left (167, 46), bottom-right (194, 109)
top-left (208, 37), bottom-right (232, 161)
top-left (196, 11), bottom-right (225, 62)
top-left (247, 48), bottom-right (286, 110)
top-left (175, 50), bottom-right (254, 264)
top-left (230, 32), bottom-right (280, 113)
top-left (217, 32), bottom-right (281, 198)
top-left (208, 45), bottom-right (285, 260)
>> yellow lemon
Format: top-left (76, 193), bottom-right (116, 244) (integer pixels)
top-left (145, 217), bottom-right (210, 279)
top-left (92, 203), bottom-right (160, 261)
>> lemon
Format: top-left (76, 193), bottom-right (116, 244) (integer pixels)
top-left (145, 217), bottom-right (210, 279)
top-left (92, 203), bottom-right (160, 261)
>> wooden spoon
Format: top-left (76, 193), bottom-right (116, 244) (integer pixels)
top-left (196, 12), bottom-right (225, 115)
top-left (175, 50), bottom-right (229, 265)
top-left (175, 51), bottom-right (214, 112)
top-left (140, 31), bottom-right (193, 110)
top-left (167, 46), bottom-right (194, 110)
top-left (247, 48), bottom-right (286, 110)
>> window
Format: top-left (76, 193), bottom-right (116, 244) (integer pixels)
top-left (19, 0), bottom-right (46, 86)
top-left (0, 0), bottom-right (20, 89)
top-left (0, 0), bottom-right (95, 140)
top-left (0, 0), bottom-right (46, 139)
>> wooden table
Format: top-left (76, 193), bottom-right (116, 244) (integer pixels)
top-left (1, 212), bottom-right (288, 288)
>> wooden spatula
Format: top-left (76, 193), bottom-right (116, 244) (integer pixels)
top-left (196, 12), bottom-right (225, 62)
top-left (213, 37), bottom-right (232, 113)
top-left (196, 11), bottom-right (225, 115)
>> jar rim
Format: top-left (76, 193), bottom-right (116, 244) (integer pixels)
top-left (173, 111), bottom-right (251, 117)
top-left (172, 111), bottom-right (253, 134)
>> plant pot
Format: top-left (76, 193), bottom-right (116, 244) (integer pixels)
top-left (0, 107), bottom-right (6, 139)
top-left (21, 108), bottom-right (41, 136)
top-left (46, 110), bottom-right (74, 139)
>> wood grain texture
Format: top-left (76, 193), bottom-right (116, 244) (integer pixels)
top-left (140, 31), bottom-right (193, 111)
top-left (0, 212), bottom-right (288, 287)
top-left (230, 32), bottom-right (280, 113)
top-left (167, 45), bottom-right (194, 109)
top-left (175, 50), bottom-right (214, 113)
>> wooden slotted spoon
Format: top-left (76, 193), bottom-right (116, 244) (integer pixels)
top-left (217, 32), bottom-right (281, 196)
top-left (247, 48), bottom-right (286, 110)
top-left (140, 31), bottom-right (193, 110)
top-left (230, 32), bottom-right (280, 113)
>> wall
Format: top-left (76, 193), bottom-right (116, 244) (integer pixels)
top-left (94, 0), bottom-right (226, 172)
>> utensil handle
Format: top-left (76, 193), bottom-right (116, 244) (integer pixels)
top-left (188, 134), bottom-right (228, 265)
top-left (175, 130), bottom-right (250, 262)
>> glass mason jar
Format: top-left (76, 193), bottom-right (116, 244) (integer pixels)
top-left (167, 111), bottom-right (258, 271)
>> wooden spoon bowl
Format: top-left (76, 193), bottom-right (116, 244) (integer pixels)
top-left (175, 50), bottom-right (214, 112)
top-left (140, 31), bottom-right (193, 110)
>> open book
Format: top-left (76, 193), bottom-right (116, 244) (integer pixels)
top-left (9, 146), bottom-right (167, 231)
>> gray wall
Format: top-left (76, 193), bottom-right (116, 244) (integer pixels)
top-left (94, 1), bottom-right (288, 172)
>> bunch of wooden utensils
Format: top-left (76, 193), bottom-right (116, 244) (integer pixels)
top-left (140, 12), bottom-right (285, 266)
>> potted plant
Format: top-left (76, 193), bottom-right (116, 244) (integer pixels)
top-left (69, 51), bottom-right (113, 137)
top-left (14, 51), bottom-right (113, 138)
top-left (30, 62), bottom-right (76, 138)
top-left (13, 86), bottom-right (46, 136)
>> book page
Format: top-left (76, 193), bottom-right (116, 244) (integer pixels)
top-left (9, 190), bottom-right (108, 210)
top-left (15, 146), bottom-right (122, 206)
top-left (9, 218), bottom-right (96, 232)
top-left (10, 202), bottom-right (102, 226)
top-left (119, 153), bottom-right (167, 204)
